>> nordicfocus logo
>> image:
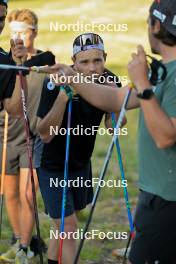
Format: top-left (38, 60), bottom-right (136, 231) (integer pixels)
top-left (49, 73), bottom-right (129, 86)
top-left (50, 228), bottom-right (128, 240)
top-left (50, 177), bottom-right (128, 189)
top-left (49, 125), bottom-right (128, 137)
top-left (49, 21), bottom-right (128, 33)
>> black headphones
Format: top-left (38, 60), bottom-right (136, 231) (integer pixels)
top-left (146, 55), bottom-right (167, 85)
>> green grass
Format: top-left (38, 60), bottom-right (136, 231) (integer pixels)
top-left (0, 0), bottom-right (152, 263)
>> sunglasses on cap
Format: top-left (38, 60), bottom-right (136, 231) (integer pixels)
top-left (73, 33), bottom-right (103, 46)
top-left (73, 33), bottom-right (104, 56)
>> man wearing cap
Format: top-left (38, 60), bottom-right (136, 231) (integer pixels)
top-left (0, 0), bottom-right (27, 116)
top-left (49, 0), bottom-right (176, 263)
top-left (36, 33), bottom-right (124, 264)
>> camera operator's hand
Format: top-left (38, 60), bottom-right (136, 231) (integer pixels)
top-left (10, 39), bottom-right (28, 65)
top-left (128, 45), bottom-right (151, 91)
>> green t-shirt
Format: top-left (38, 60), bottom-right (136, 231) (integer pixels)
top-left (138, 60), bottom-right (176, 201)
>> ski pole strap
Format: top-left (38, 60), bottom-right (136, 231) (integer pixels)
top-left (60, 85), bottom-right (73, 100)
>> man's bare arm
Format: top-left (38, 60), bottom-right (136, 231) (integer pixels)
top-left (3, 76), bottom-right (27, 117)
top-left (3, 39), bottom-right (28, 117)
top-left (72, 82), bottom-right (140, 112)
top-left (46, 64), bottom-right (140, 113)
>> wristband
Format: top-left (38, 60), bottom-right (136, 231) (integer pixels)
top-left (137, 88), bottom-right (154, 100)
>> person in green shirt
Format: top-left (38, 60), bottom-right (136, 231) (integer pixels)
top-left (46, 0), bottom-right (176, 263)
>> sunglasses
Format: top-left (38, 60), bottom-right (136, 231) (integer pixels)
top-left (73, 33), bottom-right (103, 48)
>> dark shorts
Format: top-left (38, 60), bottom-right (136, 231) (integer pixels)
top-left (0, 143), bottom-right (36, 175)
top-left (129, 190), bottom-right (176, 264)
top-left (38, 162), bottom-right (93, 219)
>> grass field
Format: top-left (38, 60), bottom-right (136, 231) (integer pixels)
top-left (0, 0), bottom-right (153, 263)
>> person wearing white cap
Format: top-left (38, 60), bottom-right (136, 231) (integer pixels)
top-left (0, 0), bottom-right (27, 116)
top-left (36, 33), bottom-right (125, 264)
top-left (0, 8), bottom-right (47, 264)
